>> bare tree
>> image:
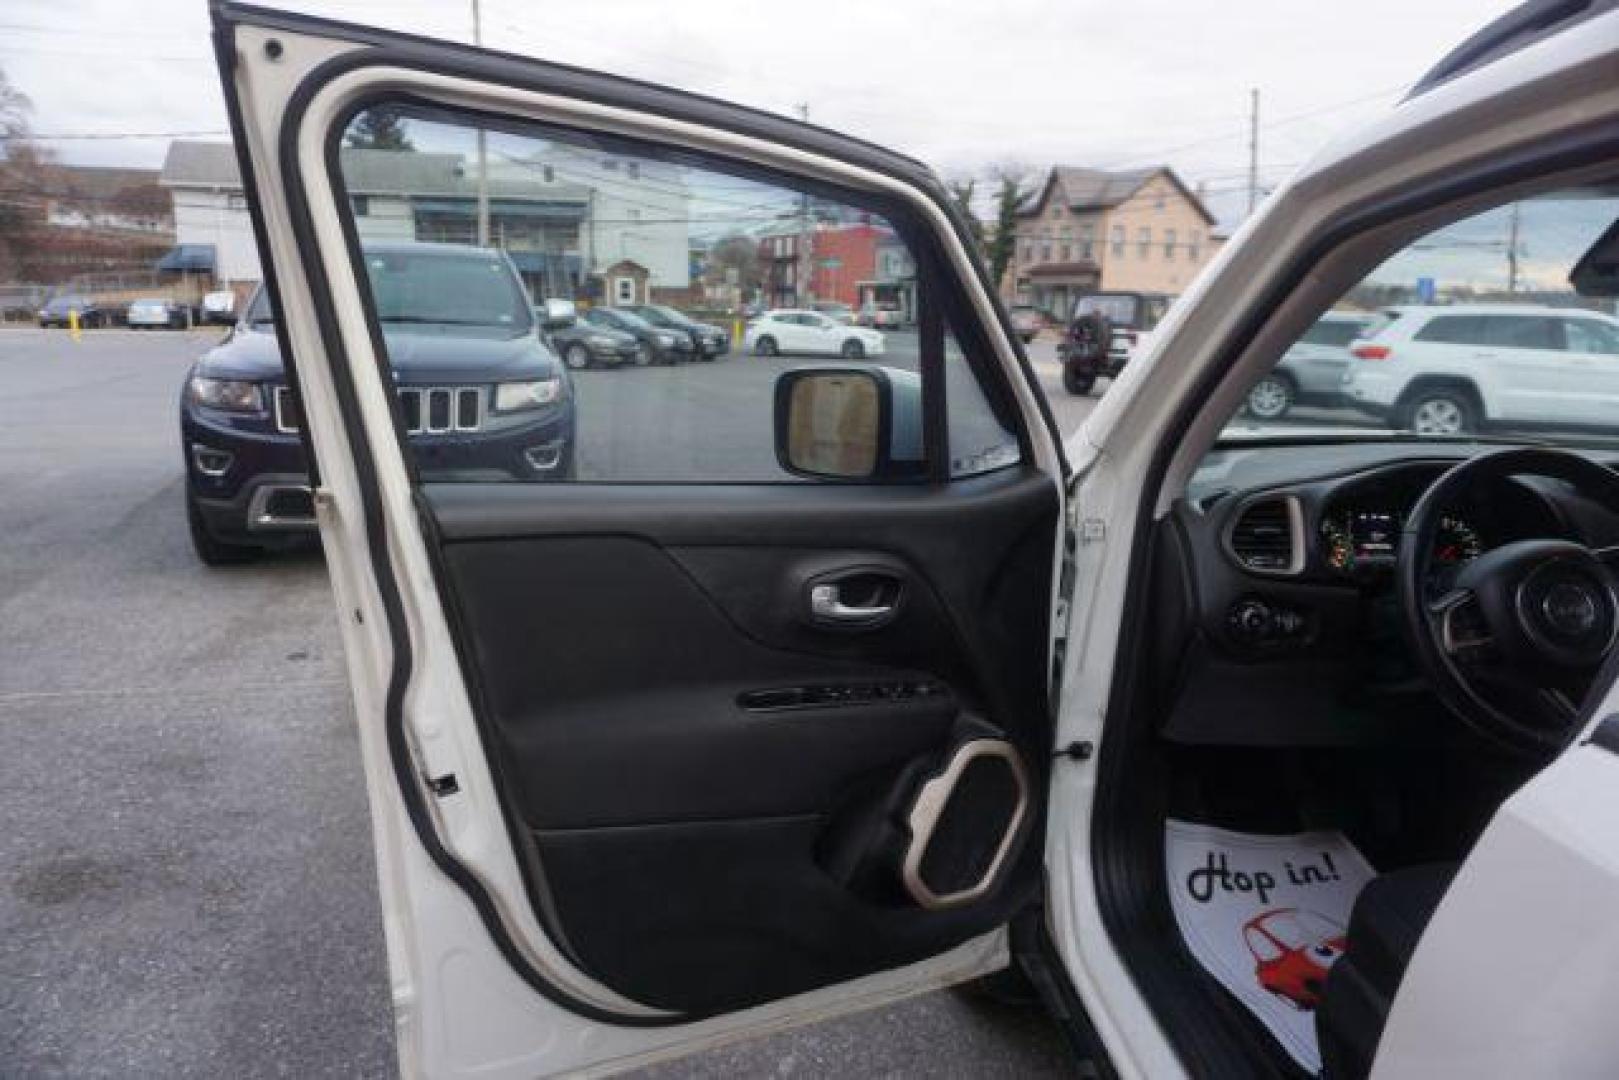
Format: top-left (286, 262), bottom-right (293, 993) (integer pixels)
top-left (0, 65), bottom-right (50, 281)
top-left (985, 163), bottom-right (1033, 292)
top-left (706, 232), bottom-right (764, 295)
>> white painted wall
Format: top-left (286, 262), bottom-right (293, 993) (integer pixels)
top-left (170, 188), bottom-right (261, 285)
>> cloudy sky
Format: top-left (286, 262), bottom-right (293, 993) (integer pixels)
top-left (4, 0), bottom-right (1517, 225)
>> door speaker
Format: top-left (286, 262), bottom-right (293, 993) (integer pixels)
top-left (902, 738), bottom-right (1029, 910)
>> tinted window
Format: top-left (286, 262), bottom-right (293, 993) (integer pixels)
top-left (1563, 319), bottom-right (1619, 355)
top-left (1072, 294), bottom-right (1139, 324)
top-left (334, 106), bottom-right (1021, 484)
top-left (1479, 316), bottom-right (1558, 350)
top-left (1413, 315), bottom-right (1488, 345)
top-left (1299, 318), bottom-right (1368, 347)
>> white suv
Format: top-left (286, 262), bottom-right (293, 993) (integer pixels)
top-left (1344, 304), bottom-right (1619, 433)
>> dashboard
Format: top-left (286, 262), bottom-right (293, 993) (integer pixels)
top-left (1149, 444), bottom-right (1619, 749)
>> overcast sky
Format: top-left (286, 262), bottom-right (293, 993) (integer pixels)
top-left (3, 0), bottom-right (1518, 225)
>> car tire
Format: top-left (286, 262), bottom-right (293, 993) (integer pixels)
top-left (1245, 374), bottom-right (1296, 420)
top-left (841, 339), bottom-right (866, 359)
top-left (186, 491), bottom-right (261, 567)
top-left (1402, 388), bottom-right (1475, 435)
top-left (1062, 363), bottom-right (1096, 396)
top-left (755, 335), bottom-right (778, 357)
top-left (564, 344), bottom-right (592, 370)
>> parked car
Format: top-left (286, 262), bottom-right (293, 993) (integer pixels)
top-left (857, 300), bottom-right (905, 328)
top-left (621, 304), bottom-right (730, 359)
top-left (127, 297), bottom-right (191, 330)
top-left (1057, 291), bottom-right (1175, 394)
top-left (744, 309), bottom-right (886, 358)
top-left (811, 301), bottom-right (855, 324)
top-left (538, 302), bottom-right (648, 369)
top-left (37, 295), bottom-right (105, 329)
top-left (1343, 304), bottom-right (1619, 434)
top-left (1244, 311), bottom-right (1382, 419)
top-left (201, 290), bottom-right (239, 324)
top-left (1009, 304), bottom-right (1045, 344)
top-left (580, 306), bottom-right (692, 364)
top-left (181, 242), bottom-right (575, 565)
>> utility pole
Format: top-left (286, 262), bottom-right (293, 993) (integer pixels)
top-left (1506, 201), bottom-right (1521, 293)
top-left (473, 0), bottom-right (490, 247)
top-left (1246, 87), bottom-right (1260, 216)
top-left (795, 103), bottom-right (811, 305)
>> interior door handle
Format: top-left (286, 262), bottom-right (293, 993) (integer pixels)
top-left (810, 584), bottom-right (894, 622)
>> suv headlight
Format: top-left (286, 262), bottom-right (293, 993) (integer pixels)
top-left (495, 377), bottom-right (563, 412)
top-left (188, 375), bottom-right (262, 412)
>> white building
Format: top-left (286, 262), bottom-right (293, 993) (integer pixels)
top-left (160, 139), bottom-right (691, 301)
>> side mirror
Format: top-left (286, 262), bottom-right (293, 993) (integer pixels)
top-left (1571, 218), bottom-right (1619, 297)
top-left (774, 366), bottom-right (924, 481)
top-left (537, 298), bottom-right (577, 330)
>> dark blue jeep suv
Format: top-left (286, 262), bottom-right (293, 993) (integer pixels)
top-left (181, 241), bottom-right (575, 564)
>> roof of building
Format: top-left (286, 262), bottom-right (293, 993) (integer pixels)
top-left (53, 164), bottom-right (163, 201)
top-left (1020, 165), bottom-right (1216, 226)
top-left (159, 140), bottom-right (590, 202)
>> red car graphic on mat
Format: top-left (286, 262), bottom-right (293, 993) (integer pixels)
top-left (1242, 908), bottom-right (1348, 1010)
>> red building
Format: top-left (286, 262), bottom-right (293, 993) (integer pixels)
top-left (805, 223), bottom-right (882, 308)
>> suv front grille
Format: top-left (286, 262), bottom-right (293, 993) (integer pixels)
top-left (274, 385), bottom-right (483, 435)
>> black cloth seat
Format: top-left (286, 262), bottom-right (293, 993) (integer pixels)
top-left (1317, 862), bottom-right (1458, 1079)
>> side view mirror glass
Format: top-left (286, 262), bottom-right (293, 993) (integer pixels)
top-left (774, 367), bottom-right (924, 481)
top-left (537, 298), bottom-right (577, 329)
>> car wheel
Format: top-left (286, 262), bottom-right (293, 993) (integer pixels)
top-left (186, 491), bottom-right (261, 567)
top-left (755, 335), bottom-right (778, 357)
top-left (841, 339), bottom-right (866, 359)
top-left (1062, 363), bottom-right (1096, 396)
top-left (1245, 374), bottom-right (1296, 420)
top-left (564, 343), bottom-right (592, 370)
top-left (1404, 389), bottom-right (1474, 435)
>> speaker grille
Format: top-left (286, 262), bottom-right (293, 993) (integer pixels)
top-left (917, 753), bottom-right (1021, 896)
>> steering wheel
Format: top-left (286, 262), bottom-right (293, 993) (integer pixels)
top-left (1399, 447), bottom-right (1619, 754)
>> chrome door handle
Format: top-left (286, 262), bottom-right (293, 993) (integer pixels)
top-left (810, 583), bottom-right (895, 623)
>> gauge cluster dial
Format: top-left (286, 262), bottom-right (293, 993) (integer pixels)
top-left (1318, 509), bottom-right (1482, 571)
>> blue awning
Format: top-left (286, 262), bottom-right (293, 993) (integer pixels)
top-left (156, 244), bottom-right (216, 272)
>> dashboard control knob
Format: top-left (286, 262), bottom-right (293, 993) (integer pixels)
top-left (1229, 599), bottom-right (1275, 641)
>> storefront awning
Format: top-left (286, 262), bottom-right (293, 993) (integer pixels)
top-left (155, 244), bottom-right (217, 272)
top-left (411, 198), bottom-right (587, 221)
top-left (506, 252), bottom-right (582, 278)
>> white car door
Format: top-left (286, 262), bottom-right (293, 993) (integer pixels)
top-left (1558, 315), bottom-right (1619, 430)
top-left (806, 314), bottom-right (841, 354)
top-left (214, 7), bottom-right (1068, 1078)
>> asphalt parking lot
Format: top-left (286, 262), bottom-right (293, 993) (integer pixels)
top-left (0, 325), bottom-right (1094, 1078)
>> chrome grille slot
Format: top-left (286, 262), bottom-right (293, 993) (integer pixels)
top-left (274, 384), bottom-right (483, 436)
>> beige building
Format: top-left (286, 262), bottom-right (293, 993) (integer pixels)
top-left (1007, 166), bottom-right (1219, 319)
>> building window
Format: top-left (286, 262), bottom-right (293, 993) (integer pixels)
top-left (1154, 190), bottom-right (1166, 212)
top-left (1189, 231), bottom-right (1203, 261)
top-left (1137, 227), bottom-right (1151, 259)
top-left (628, 208), bottom-right (642, 221)
top-left (542, 165), bottom-right (554, 183)
top-left (1041, 244), bottom-right (1052, 262)
top-left (1051, 205), bottom-right (1063, 220)
top-left (602, 159), bottom-right (620, 171)
top-left (1163, 228), bottom-right (1176, 260)
top-left (1021, 242), bottom-right (1032, 263)
top-left (349, 194), bottom-right (370, 217)
top-left (1060, 243), bottom-right (1071, 262)
top-left (627, 162), bottom-right (640, 180)
top-left (1111, 224), bottom-right (1125, 257)
top-left (614, 277), bottom-right (635, 304)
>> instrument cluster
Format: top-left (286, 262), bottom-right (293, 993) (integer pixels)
top-left (1319, 508), bottom-right (1483, 573)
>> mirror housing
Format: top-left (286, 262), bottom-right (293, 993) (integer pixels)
top-left (774, 366), bottom-right (925, 481)
top-left (1570, 218), bottom-right (1619, 297)
top-left (537, 298), bottom-right (577, 330)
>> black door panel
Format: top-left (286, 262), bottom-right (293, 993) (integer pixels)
top-left (423, 467), bottom-right (1058, 1013)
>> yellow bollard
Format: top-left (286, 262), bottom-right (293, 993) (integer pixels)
top-left (69, 308), bottom-right (80, 341)
top-left (734, 318), bottom-right (743, 353)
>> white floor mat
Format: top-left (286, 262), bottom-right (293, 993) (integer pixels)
top-left (1165, 820), bottom-right (1376, 1073)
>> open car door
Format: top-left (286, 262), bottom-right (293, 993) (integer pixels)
top-left (212, 4), bottom-right (1070, 1075)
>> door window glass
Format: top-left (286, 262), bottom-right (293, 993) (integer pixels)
top-left (324, 106), bottom-right (1023, 484)
top-left (1563, 319), bottom-right (1619, 354)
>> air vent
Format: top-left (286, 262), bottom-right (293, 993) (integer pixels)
top-left (1230, 497), bottom-right (1299, 573)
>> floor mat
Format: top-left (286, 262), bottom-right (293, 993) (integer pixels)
top-left (1165, 820), bottom-right (1376, 1073)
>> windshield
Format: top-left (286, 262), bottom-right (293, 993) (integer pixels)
top-left (362, 249), bottom-right (531, 330)
top-left (586, 308), bottom-right (653, 333)
top-left (643, 304), bottom-right (691, 325)
top-left (1073, 294), bottom-right (1140, 325)
top-left (1218, 189), bottom-right (1619, 451)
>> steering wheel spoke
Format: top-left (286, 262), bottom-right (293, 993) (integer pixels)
top-left (1429, 588), bottom-right (1492, 661)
